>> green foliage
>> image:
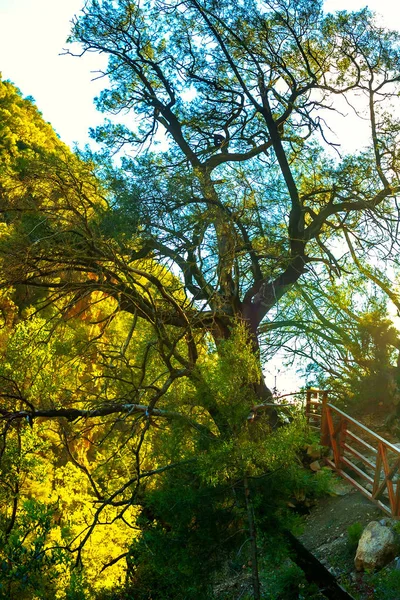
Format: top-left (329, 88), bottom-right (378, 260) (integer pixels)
top-left (259, 559), bottom-right (321, 600)
top-left (120, 423), bottom-right (330, 599)
top-left (127, 471), bottom-right (230, 599)
top-left (371, 568), bottom-right (400, 600)
top-left (269, 276), bottom-right (400, 415)
top-left (0, 499), bottom-right (70, 600)
top-left (347, 522), bottom-right (364, 551)
top-left (5, 0), bottom-right (400, 597)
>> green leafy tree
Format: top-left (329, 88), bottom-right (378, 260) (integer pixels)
top-left (3, 0), bottom-right (400, 596)
top-left (265, 275), bottom-right (400, 406)
top-left (66, 0), bottom-right (400, 366)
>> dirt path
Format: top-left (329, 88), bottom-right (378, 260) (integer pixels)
top-left (299, 476), bottom-right (389, 598)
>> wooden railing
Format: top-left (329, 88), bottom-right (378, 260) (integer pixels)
top-left (306, 389), bottom-right (400, 518)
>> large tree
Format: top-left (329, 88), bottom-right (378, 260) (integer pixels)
top-left (65, 0), bottom-right (400, 399)
top-left (0, 75), bottom-right (317, 600)
top-left (2, 0), bottom-right (400, 596)
top-left (4, 1), bottom-right (400, 405)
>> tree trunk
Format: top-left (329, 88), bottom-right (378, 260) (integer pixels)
top-left (211, 312), bottom-right (279, 426)
top-left (244, 475), bottom-right (261, 600)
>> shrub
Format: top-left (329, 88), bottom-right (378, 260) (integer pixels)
top-left (347, 522), bottom-right (364, 551)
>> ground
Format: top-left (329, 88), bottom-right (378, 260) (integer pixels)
top-left (300, 476), bottom-right (380, 590)
top-left (300, 477), bottom-right (382, 556)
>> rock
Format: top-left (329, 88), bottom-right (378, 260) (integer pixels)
top-left (355, 521), bottom-right (400, 572)
top-left (379, 518), bottom-right (398, 528)
top-left (330, 479), bottom-right (352, 496)
top-left (309, 460), bottom-right (321, 472)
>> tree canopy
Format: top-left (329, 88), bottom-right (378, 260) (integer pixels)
top-left (68, 0), bottom-right (400, 332)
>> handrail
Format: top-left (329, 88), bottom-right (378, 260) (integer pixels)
top-left (305, 389), bottom-right (400, 518)
top-left (327, 403), bottom-right (400, 456)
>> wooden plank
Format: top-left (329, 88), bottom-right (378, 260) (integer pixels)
top-left (342, 443), bottom-right (375, 471)
top-left (395, 480), bottom-right (400, 517)
top-left (305, 389), bottom-right (311, 425)
top-left (326, 406), bottom-right (341, 467)
top-left (333, 420), bottom-right (343, 438)
top-left (373, 445), bottom-right (383, 497)
top-left (378, 444), bottom-right (397, 514)
top-left (340, 417), bottom-right (348, 459)
top-left (340, 456), bottom-right (374, 485)
top-left (346, 430), bottom-right (377, 455)
top-left (285, 531), bottom-right (357, 600)
top-left (383, 455), bottom-right (400, 483)
top-left (328, 404), bottom-right (400, 455)
top-left (371, 447), bottom-right (391, 506)
top-left (320, 391), bottom-right (330, 446)
top-left (306, 412), bottom-right (321, 420)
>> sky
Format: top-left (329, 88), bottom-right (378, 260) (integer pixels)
top-left (1, 0), bottom-right (400, 148)
top-left (1, 0), bottom-right (400, 392)
top-left (0, 0), bottom-right (107, 146)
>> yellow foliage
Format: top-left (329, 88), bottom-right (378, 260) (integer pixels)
top-left (18, 423), bottom-right (139, 597)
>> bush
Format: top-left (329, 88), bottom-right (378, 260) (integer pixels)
top-left (347, 522), bottom-right (363, 551)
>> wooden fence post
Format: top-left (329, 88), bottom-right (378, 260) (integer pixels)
top-left (305, 388), bottom-right (312, 425)
top-left (320, 390), bottom-right (329, 447)
top-left (338, 417), bottom-right (347, 469)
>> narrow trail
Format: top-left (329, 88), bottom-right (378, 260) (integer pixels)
top-left (298, 477), bottom-right (383, 599)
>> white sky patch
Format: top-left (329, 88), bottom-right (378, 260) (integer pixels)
top-left (324, 0), bottom-right (400, 28)
top-left (0, 0), bottom-right (107, 147)
top-left (0, 0), bottom-right (399, 149)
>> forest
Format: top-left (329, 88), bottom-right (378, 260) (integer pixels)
top-left (2, 0), bottom-right (400, 598)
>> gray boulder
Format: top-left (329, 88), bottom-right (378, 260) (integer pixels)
top-left (355, 521), bottom-right (399, 572)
